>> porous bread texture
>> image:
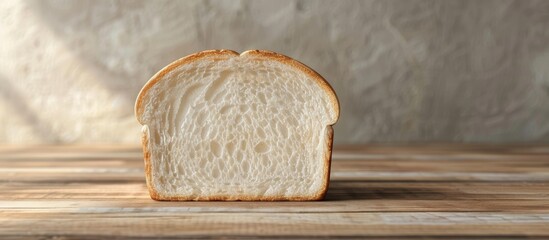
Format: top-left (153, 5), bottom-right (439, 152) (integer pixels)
top-left (136, 50), bottom-right (339, 201)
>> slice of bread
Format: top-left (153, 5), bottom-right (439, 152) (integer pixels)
top-left (135, 50), bottom-right (339, 201)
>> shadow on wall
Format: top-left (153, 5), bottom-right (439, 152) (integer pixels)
top-left (0, 73), bottom-right (61, 142)
top-left (24, 0), bottom-right (330, 109)
top-left (27, 0), bottom-right (159, 110)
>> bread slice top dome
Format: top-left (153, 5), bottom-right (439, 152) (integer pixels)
top-left (135, 49), bottom-right (339, 126)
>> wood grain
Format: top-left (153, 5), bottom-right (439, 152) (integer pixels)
top-left (0, 145), bottom-right (548, 239)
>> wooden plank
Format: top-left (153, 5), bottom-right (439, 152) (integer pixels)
top-left (0, 145), bottom-right (548, 238)
top-left (1, 181), bottom-right (549, 203)
top-left (1, 212), bottom-right (549, 238)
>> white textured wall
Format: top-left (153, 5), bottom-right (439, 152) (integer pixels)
top-left (1, 0), bottom-right (549, 144)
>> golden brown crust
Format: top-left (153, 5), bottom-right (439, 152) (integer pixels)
top-left (141, 126), bottom-right (162, 200)
top-left (316, 125), bottom-right (334, 200)
top-left (135, 49), bottom-right (339, 201)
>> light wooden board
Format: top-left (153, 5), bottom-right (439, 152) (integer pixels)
top-left (0, 145), bottom-right (549, 239)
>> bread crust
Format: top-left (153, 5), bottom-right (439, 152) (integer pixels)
top-left (136, 50), bottom-right (339, 201)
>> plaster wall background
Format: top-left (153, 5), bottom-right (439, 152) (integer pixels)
top-left (1, 0), bottom-right (548, 144)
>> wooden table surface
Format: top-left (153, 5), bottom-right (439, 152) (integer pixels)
top-left (1, 145), bottom-right (549, 239)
